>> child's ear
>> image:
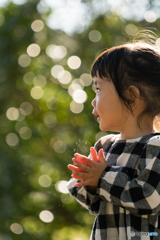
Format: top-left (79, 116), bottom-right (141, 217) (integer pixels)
top-left (125, 85), bottom-right (140, 109)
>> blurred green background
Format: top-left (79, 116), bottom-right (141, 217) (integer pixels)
top-left (0, 0), bottom-right (160, 239)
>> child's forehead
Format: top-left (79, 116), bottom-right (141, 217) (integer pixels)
top-left (93, 76), bottom-right (103, 85)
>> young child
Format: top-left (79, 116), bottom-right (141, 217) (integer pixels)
top-left (67, 39), bottom-right (160, 240)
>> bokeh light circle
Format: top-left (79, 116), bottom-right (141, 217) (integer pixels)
top-left (38, 174), bottom-right (52, 187)
top-left (70, 101), bottom-right (84, 114)
top-left (51, 65), bottom-right (64, 78)
top-left (44, 112), bottom-right (57, 128)
top-left (125, 24), bottom-right (138, 36)
top-left (89, 30), bottom-right (102, 42)
top-left (46, 45), bottom-right (67, 60)
top-left (19, 127), bottom-right (32, 140)
top-left (58, 70), bottom-right (72, 84)
top-left (18, 54), bottom-right (31, 67)
top-left (20, 102), bottom-right (33, 115)
top-left (27, 43), bottom-right (41, 57)
top-left (30, 86), bottom-right (44, 99)
top-left (144, 11), bottom-right (157, 23)
top-left (6, 133), bottom-right (19, 147)
top-left (39, 210), bottom-right (54, 223)
top-left (67, 56), bottom-right (81, 69)
top-left (23, 72), bottom-right (35, 85)
top-left (33, 75), bottom-right (47, 87)
top-left (6, 107), bottom-right (19, 121)
top-left (55, 180), bottom-right (69, 194)
top-left (72, 89), bottom-right (87, 103)
top-left (53, 140), bottom-right (67, 153)
top-left (31, 20), bottom-right (44, 32)
top-left (80, 73), bottom-right (92, 86)
top-left (10, 223), bottom-right (23, 234)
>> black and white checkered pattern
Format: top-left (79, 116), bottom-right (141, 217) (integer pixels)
top-left (67, 133), bottom-right (160, 240)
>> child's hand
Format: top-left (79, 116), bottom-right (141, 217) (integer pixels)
top-left (68, 148), bottom-right (107, 190)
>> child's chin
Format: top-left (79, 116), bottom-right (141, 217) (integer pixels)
top-left (99, 125), bottom-right (107, 132)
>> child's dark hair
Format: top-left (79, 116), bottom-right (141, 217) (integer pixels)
top-left (91, 39), bottom-right (160, 129)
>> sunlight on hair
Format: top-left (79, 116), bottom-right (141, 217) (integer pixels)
top-left (23, 72), bottom-right (35, 85)
top-left (39, 210), bottom-right (54, 223)
top-left (6, 133), bottom-right (19, 147)
top-left (18, 54), bottom-right (31, 67)
top-left (67, 0), bottom-right (81, 7)
top-left (10, 223), bottom-right (23, 234)
top-left (51, 65), bottom-right (64, 78)
top-left (20, 102), bottom-right (33, 115)
top-left (70, 101), bottom-right (84, 114)
top-left (155, 38), bottom-right (160, 48)
top-left (43, 112), bottom-right (57, 128)
top-left (144, 11), bottom-right (157, 23)
top-left (67, 56), bottom-right (81, 69)
top-left (89, 30), bottom-right (102, 42)
top-left (31, 20), bottom-right (44, 32)
top-left (33, 75), bottom-right (47, 87)
top-left (58, 70), bottom-right (72, 84)
top-left (80, 73), bottom-right (92, 86)
top-left (125, 24), bottom-right (138, 36)
top-left (6, 107), bottom-right (19, 121)
top-left (38, 174), bottom-right (52, 187)
top-left (27, 43), bottom-right (41, 57)
top-left (19, 127), bottom-right (32, 140)
top-left (46, 44), bottom-right (67, 60)
top-left (72, 89), bottom-right (87, 103)
top-left (30, 86), bottom-right (44, 99)
top-left (55, 180), bottom-right (69, 194)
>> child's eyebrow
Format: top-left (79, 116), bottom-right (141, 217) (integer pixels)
top-left (94, 80), bottom-right (101, 86)
top-left (93, 80), bottom-right (98, 86)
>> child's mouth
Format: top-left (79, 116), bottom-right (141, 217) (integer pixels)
top-left (92, 111), bottom-right (100, 121)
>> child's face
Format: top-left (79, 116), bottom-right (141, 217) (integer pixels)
top-left (92, 75), bottom-right (128, 132)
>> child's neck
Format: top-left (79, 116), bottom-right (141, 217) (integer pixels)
top-left (119, 126), bottom-right (156, 140)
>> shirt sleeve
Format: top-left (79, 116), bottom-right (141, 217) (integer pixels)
top-left (67, 178), bottom-right (101, 215)
top-left (97, 136), bottom-right (160, 215)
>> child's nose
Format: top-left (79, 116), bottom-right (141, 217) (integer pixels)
top-left (91, 98), bottom-right (96, 107)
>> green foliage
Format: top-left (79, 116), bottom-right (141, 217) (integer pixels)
top-left (0, 0), bottom-right (159, 239)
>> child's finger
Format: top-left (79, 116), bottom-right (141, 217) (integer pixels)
top-left (68, 164), bottom-right (85, 172)
top-left (90, 147), bottom-right (98, 161)
top-left (72, 174), bottom-right (85, 181)
top-left (98, 148), bottom-right (105, 163)
top-left (74, 154), bottom-right (89, 165)
top-left (72, 158), bottom-right (85, 165)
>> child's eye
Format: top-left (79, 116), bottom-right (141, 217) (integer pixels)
top-left (95, 88), bottom-right (101, 93)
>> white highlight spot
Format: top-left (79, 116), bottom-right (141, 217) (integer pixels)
top-left (27, 44), bottom-right (41, 57)
top-left (67, 56), bottom-right (81, 70)
top-left (55, 180), bottom-right (69, 194)
top-left (10, 223), bottom-right (23, 234)
top-left (39, 210), bottom-right (54, 223)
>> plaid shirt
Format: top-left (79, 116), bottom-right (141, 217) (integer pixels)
top-left (67, 133), bottom-right (160, 240)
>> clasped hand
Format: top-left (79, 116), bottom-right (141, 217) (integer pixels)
top-left (68, 147), bottom-right (108, 191)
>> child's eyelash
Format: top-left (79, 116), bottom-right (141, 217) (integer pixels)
top-left (95, 88), bottom-right (100, 93)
